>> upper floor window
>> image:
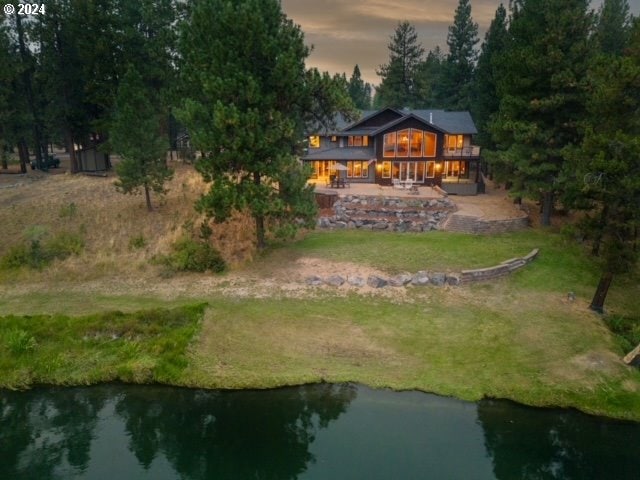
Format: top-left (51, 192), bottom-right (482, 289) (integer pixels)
top-left (309, 136), bottom-right (321, 148)
top-left (396, 129), bottom-right (409, 157)
top-left (424, 132), bottom-right (436, 157)
top-left (446, 134), bottom-right (464, 151)
top-left (383, 129), bottom-right (438, 158)
top-left (383, 132), bottom-right (396, 157)
top-left (348, 135), bottom-right (368, 147)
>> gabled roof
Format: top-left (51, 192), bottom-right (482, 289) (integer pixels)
top-left (312, 108), bottom-right (477, 136)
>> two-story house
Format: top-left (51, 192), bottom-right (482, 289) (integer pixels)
top-left (303, 108), bottom-right (482, 195)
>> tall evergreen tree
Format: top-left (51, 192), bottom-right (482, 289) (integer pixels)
top-left (488, 0), bottom-right (593, 226)
top-left (472, 4), bottom-right (508, 149)
top-left (376, 21), bottom-right (424, 108)
top-left (437, 0), bottom-right (479, 110)
top-left (564, 18), bottom-right (640, 312)
top-left (111, 67), bottom-right (172, 212)
top-left (178, 0), bottom-right (354, 249)
top-left (414, 47), bottom-right (445, 108)
top-left (593, 0), bottom-right (632, 56)
top-left (347, 65), bottom-right (372, 110)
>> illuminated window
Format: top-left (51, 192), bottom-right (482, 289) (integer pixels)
top-left (424, 132), bottom-right (436, 157)
top-left (381, 161), bottom-right (391, 178)
top-left (426, 161), bottom-right (435, 178)
top-left (309, 136), bottom-right (320, 148)
top-left (346, 161), bottom-right (369, 178)
top-left (396, 129), bottom-right (409, 157)
top-left (383, 133), bottom-right (396, 157)
top-left (410, 129), bottom-right (423, 157)
top-left (446, 134), bottom-right (463, 151)
top-left (348, 136), bottom-right (369, 147)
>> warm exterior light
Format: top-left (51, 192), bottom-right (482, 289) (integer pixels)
top-left (435, 163), bottom-right (442, 172)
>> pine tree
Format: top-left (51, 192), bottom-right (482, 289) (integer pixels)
top-left (376, 21), bottom-right (424, 108)
top-left (414, 47), bottom-right (445, 108)
top-left (111, 67), bottom-right (172, 211)
top-left (593, 0), bottom-right (632, 56)
top-left (348, 65), bottom-right (372, 110)
top-left (564, 18), bottom-right (640, 312)
top-left (437, 0), bottom-right (479, 110)
top-left (471, 4), bottom-right (508, 149)
top-left (489, 0), bottom-right (592, 226)
top-left (178, 0), bottom-right (353, 249)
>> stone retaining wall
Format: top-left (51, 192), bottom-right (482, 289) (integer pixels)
top-left (317, 195), bottom-right (455, 232)
top-left (304, 249), bottom-right (540, 289)
top-left (445, 214), bottom-right (529, 234)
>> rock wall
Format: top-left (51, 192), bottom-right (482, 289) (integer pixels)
top-left (317, 195), bottom-right (455, 232)
top-left (304, 249), bottom-right (540, 289)
top-left (444, 213), bottom-right (529, 234)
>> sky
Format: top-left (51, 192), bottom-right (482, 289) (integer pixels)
top-left (281, 0), bottom-right (640, 86)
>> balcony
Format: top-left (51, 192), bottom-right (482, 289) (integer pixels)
top-left (443, 146), bottom-right (481, 157)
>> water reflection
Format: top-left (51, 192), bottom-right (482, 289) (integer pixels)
top-left (478, 399), bottom-right (640, 479)
top-left (0, 383), bottom-right (356, 479)
top-left (1, 385), bottom-right (639, 479)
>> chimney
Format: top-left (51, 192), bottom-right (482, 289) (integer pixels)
top-left (429, 112), bottom-right (433, 124)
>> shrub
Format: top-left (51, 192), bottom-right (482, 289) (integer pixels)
top-left (0, 231), bottom-right (84, 270)
top-left (604, 315), bottom-right (640, 353)
top-left (129, 235), bottom-right (147, 250)
top-left (5, 328), bottom-right (37, 354)
top-left (162, 238), bottom-right (225, 273)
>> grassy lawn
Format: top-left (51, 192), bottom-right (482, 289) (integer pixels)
top-left (1, 229), bottom-right (639, 421)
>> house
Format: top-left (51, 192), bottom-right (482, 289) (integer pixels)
top-left (302, 108), bottom-right (483, 195)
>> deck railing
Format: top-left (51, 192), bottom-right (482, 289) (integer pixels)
top-left (443, 146), bottom-right (481, 157)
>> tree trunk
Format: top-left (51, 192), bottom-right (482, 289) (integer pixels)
top-left (589, 271), bottom-right (613, 314)
top-left (144, 184), bottom-right (152, 211)
top-left (66, 130), bottom-right (78, 173)
top-left (254, 171), bottom-right (266, 249)
top-left (541, 191), bottom-right (553, 226)
top-left (18, 140), bottom-right (28, 173)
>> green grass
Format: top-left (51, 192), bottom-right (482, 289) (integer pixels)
top-left (0, 304), bottom-right (207, 388)
top-left (1, 229), bottom-right (639, 421)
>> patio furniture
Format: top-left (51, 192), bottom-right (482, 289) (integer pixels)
top-left (392, 178), bottom-right (402, 189)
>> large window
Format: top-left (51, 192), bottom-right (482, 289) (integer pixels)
top-left (410, 129), bottom-right (423, 157)
top-left (384, 129), bottom-right (437, 158)
top-left (424, 132), bottom-right (436, 157)
top-left (396, 129), bottom-right (409, 157)
top-left (383, 132), bottom-right (396, 157)
top-left (348, 135), bottom-right (369, 147)
top-left (347, 161), bottom-right (370, 178)
top-left (426, 161), bottom-right (435, 178)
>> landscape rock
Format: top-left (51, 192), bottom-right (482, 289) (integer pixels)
top-left (305, 275), bottom-right (324, 286)
top-left (367, 275), bottom-right (388, 288)
top-left (411, 271), bottom-right (430, 286)
top-left (446, 274), bottom-right (461, 286)
top-left (623, 344), bottom-right (640, 367)
top-left (347, 276), bottom-right (366, 287)
top-left (325, 275), bottom-right (345, 287)
top-left (430, 272), bottom-right (446, 286)
top-left (389, 274), bottom-right (413, 287)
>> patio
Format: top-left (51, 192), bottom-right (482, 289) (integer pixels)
top-left (310, 180), bottom-right (444, 199)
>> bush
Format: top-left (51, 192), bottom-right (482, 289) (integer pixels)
top-left (0, 231), bottom-right (84, 270)
top-left (5, 328), bottom-right (37, 354)
top-left (129, 235), bottom-right (146, 250)
top-left (604, 315), bottom-right (640, 353)
top-left (162, 238), bottom-right (225, 273)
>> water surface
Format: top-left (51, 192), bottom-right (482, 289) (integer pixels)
top-left (1, 384), bottom-right (639, 479)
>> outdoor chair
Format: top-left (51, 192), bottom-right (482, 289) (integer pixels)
top-left (392, 178), bottom-right (401, 189)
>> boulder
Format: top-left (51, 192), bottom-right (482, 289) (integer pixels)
top-left (305, 275), bottom-right (324, 286)
top-left (389, 274), bottom-right (413, 287)
top-left (430, 272), bottom-right (446, 286)
top-left (411, 271), bottom-right (430, 286)
top-left (325, 275), bottom-right (345, 287)
top-left (446, 274), bottom-right (461, 286)
top-left (367, 275), bottom-right (388, 288)
top-left (347, 276), bottom-right (366, 287)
